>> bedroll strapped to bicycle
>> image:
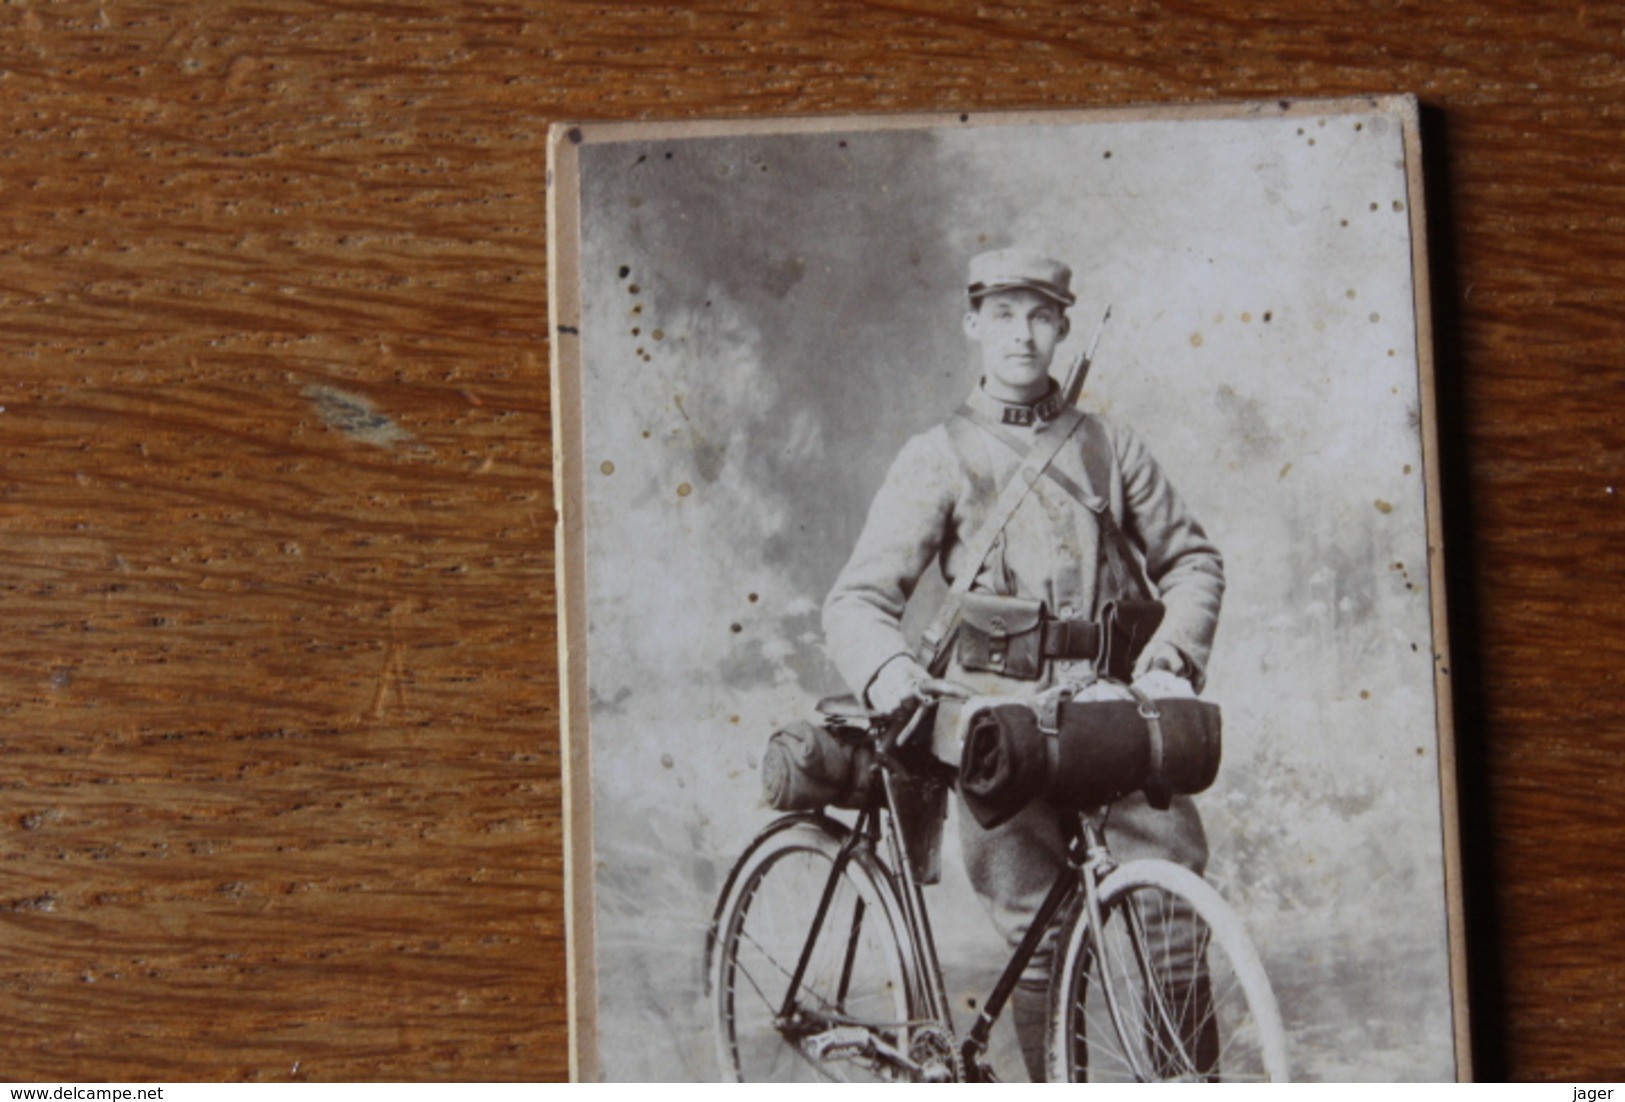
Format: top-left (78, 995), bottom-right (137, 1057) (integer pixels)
top-left (958, 686), bottom-right (1222, 828)
top-left (760, 719), bottom-right (876, 812)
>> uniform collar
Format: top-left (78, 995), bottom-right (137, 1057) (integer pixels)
top-left (967, 378), bottom-right (1066, 427)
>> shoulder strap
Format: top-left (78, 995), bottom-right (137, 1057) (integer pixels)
top-left (1074, 414), bottom-right (1155, 602)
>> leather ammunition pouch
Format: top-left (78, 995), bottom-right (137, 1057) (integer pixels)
top-left (1098, 599), bottom-right (1167, 683)
top-left (761, 720), bottom-right (875, 812)
top-left (957, 593), bottom-right (1163, 682)
top-left (958, 690), bottom-right (1222, 828)
top-left (958, 593), bottom-right (1047, 679)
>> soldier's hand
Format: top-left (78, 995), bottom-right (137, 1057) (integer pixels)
top-left (867, 655), bottom-right (931, 715)
top-left (1132, 668), bottom-right (1196, 699)
top-left (1132, 641), bottom-right (1186, 680)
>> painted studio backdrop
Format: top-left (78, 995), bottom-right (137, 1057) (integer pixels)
top-left (566, 109), bottom-right (1454, 1080)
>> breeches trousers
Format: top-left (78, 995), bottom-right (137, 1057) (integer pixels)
top-left (956, 789), bottom-right (1209, 983)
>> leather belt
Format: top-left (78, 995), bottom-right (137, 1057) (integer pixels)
top-left (1041, 617), bottom-right (1101, 660)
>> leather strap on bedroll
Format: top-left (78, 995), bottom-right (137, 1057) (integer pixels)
top-left (958, 696), bottom-right (1222, 828)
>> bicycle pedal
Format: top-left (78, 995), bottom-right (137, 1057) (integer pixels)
top-left (804, 1026), bottom-right (875, 1060)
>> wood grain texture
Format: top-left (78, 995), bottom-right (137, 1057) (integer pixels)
top-left (0, 0), bottom-right (1618, 1082)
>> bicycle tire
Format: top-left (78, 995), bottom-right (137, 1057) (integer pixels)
top-left (710, 818), bottom-right (919, 1082)
top-left (1047, 859), bottom-right (1290, 1083)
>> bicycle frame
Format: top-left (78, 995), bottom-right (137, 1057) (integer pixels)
top-left (710, 689), bottom-right (1288, 1084)
top-left (746, 726), bottom-right (1129, 1083)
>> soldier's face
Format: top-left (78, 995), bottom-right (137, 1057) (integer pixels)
top-left (964, 289), bottom-right (1070, 402)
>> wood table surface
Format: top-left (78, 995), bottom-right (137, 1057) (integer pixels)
top-left (0, 0), bottom-right (1619, 1083)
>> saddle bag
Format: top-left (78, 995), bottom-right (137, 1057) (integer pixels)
top-left (958, 691), bottom-right (1222, 829)
top-left (761, 720), bottom-right (875, 812)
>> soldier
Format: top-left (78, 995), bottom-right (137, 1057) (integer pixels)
top-left (822, 246), bottom-right (1225, 1080)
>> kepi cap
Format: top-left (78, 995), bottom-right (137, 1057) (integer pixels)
top-left (967, 247), bottom-right (1075, 308)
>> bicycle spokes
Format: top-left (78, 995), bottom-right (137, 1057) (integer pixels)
top-left (714, 834), bottom-right (914, 1082)
top-left (1053, 867), bottom-right (1287, 1083)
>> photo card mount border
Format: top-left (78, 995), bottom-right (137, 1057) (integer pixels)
top-left (546, 93), bottom-right (1466, 1082)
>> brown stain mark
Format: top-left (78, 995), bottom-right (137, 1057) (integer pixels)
top-left (304, 385), bottom-right (412, 449)
top-left (1375, 499), bottom-right (1393, 514)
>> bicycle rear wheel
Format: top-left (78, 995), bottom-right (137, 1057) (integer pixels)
top-left (1047, 860), bottom-right (1289, 1082)
top-left (710, 819), bottom-right (916, 1082)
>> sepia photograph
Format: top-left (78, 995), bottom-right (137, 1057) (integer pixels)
top-left (548, 98), bottom-right (1464, 1082)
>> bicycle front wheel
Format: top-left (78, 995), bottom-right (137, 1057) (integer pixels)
top-left (1047, 860), bottom-right (1290, 1083)
top-left (710, 819), bottom-right (917, 1082)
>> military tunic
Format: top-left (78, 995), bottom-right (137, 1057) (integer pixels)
top-left (822, 380), bottom-right (1226, 974)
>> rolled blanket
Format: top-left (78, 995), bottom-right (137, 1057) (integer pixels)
top-left (1134, 697), bottom-right (1223, 809)
top-left (761, 720), bottom-right (874, 811)
top-left (959, 704), bottom-right (1049, 829)
top-left (958, 697), bottom-right (1222, 828)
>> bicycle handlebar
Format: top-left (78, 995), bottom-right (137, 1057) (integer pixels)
top-left (870, 678), bottom-right (976, 759)
top-left (914, 678), bottom-right (974, 703)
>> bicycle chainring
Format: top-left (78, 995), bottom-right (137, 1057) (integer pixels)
top-left (908, 1026), bottom-right (962, 1083)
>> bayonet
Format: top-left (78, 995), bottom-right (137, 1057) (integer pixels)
top-left (1058, 304), bottom-right (1112, 410)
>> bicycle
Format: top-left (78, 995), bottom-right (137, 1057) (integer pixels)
top-left (704, 680), bottom-right (1290, 1083)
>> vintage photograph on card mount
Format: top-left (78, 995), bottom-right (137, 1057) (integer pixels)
top-left (548, 98), bottom-right (1466, 1082)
